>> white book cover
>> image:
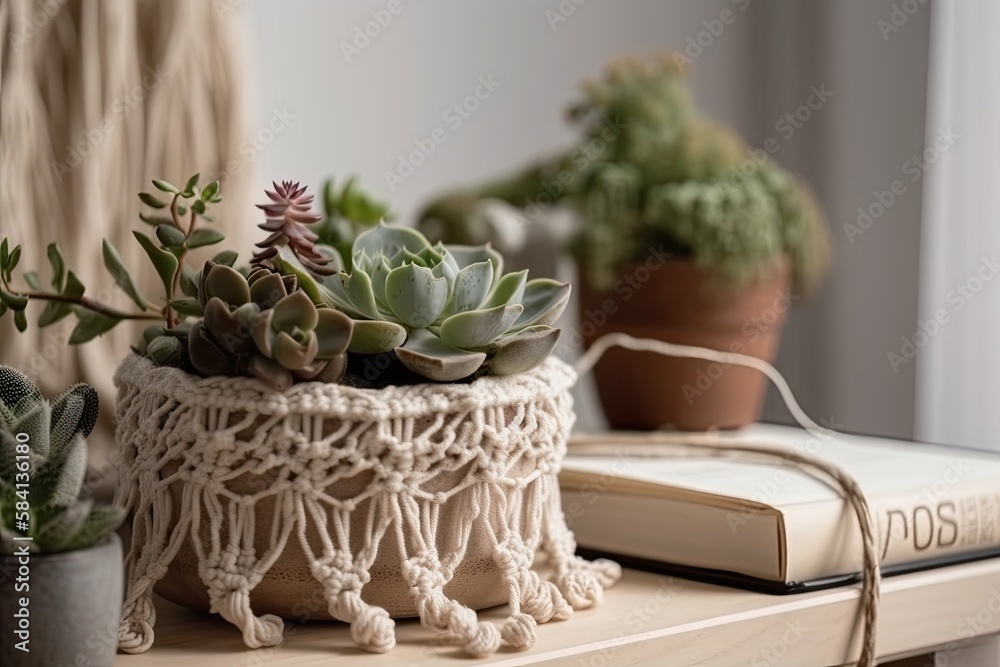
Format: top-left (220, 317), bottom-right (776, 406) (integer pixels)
top-left (561, 424), bottom-right (1000, 584)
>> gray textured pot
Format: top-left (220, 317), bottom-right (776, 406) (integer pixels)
top-left (1, 533), bottom-right (123, 667)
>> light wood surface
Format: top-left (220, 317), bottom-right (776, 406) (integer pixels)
top-left (114, 559), bottom-right (1000, 667)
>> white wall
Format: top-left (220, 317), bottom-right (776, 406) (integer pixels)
top-left (244, 0), bottom-right (758, 219)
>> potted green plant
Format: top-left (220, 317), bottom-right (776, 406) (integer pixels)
top-left (0, 367), bottom-right (126, 667)
top-left (0, 175), bottom-right (618, 658)
top-left (417, 54), bottom-right (831, 431)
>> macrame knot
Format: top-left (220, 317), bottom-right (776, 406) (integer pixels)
top-left (590, 558), bottom-right (623, 587)
top-left (208, 431), bottom-right (236, 451)
top-left (501, 612), bottom-right (537, 650)
top-left (350, 607), bottom-right (396, 654)
top-left (494, 543), bottom-right (531, 570)
top-left (465, 621), bottom-right (502, 657)
top-left (557, 566), bottom-right (605, 610)
top-left (384, 470), bottom-right (406, 493)
top-left (403, 556), bottom-right (446, 591)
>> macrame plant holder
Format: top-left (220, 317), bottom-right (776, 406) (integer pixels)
top-left (113, 354), bottom-right (620, 657)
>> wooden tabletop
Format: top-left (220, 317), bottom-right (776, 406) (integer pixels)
top-left (114, 559), bottom-right (1000, 667)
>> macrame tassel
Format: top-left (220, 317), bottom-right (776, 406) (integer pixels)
top-left (117, 590), bottom-right (157, 653)
top-left (329, 591), bottom-right (396, 653)
top-left (403, 554), bottom-right (502, 657)
top-left (540, 474), bottom-right (623, 609)
top-left (212, 589), bottom-right (285, 648)
top-left (307, 552), bottom-right (396, 653)
top-left (489, 482), bottom-right (573, 650)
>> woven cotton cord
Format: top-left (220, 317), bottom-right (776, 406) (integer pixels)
top-left (575, 333), bottom-right (880, 667)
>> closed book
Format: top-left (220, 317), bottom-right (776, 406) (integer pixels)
top-left (560, 424), bottom-right (1000, 592)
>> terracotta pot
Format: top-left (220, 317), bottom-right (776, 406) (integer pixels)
top-left (579, 258), bottom-right (791, 431)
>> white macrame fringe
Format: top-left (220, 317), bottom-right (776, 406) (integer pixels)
top-left (112, 354), bottom-right (620, 656)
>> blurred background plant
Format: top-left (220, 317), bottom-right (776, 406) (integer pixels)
top-left (314, 176), bottom-right (394, 270)
top-left (417, 54), bottom-right (830, 295)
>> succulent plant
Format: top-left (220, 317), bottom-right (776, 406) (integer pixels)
top-left (181, 262), bottom-right (353, 390)
top-left (3, 174), bottom-right (566, 389)
top-left (0, 367), bottom-right (125, 553)
top-left (313, 175), bottom-right (394, 270)
top-left (278, 223), bottom-right (570, 383)
top-left (253, 181), bottom-right (339, 277)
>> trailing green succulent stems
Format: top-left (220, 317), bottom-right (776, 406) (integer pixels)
top-left (0, 366), bottom-right (124, 553)
top-left (0, 173), bottom-right (224, 338)
top-left (416, 53), bottom-right (831, 295)
top-left (284, 223), bottom-right (571, 383)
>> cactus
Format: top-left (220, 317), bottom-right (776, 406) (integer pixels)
top-left (277, 223), bottom-right (570, 383)
top-left (0, 367), bottom-right (124, 554)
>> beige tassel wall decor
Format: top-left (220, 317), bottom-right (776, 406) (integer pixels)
top-left (0, 0), bottom-right (255, 463)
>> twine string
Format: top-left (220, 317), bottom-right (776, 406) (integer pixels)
top-left (574, 333), bottom-right (880, 667)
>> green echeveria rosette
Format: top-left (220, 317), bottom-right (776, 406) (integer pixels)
top-left (179, 262), bottom-right (353, 391)
top-left (278, 223), bottom-right (571, 383)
